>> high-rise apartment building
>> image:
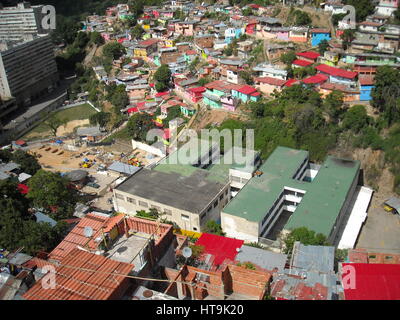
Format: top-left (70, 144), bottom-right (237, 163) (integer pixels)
top-left (0, 2), bottom-right (48, 42)
top-left (0, 34), bottom-right (59, 106)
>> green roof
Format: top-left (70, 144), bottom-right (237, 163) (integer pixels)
top-left (154, 139), bottom-right (258, 185)
top-left (222, 146), bottom-right (360, 237)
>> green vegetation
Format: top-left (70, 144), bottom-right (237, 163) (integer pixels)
top-left (283, 227), bottom-right (328, 254)
top-left (287, 8), bottom-right (312, 26)
top-left (202, 220), bottom-right (226, 236)
top-left (343, 0), bottom-right (375, 22)
top-left (0, 150), bottom-right (41, 176)
top-left (90, 112), bottom-right (112, 128)
top-left (0, 179), bottom-right (68, 256)
top-left (318, 39), bottom-right (329, 55)
top-left (27, 170), bottom-right (79, 219)
top-left (126, 112), bottom-right (156, 142)
top-left (236, 262), bottom-right (256, 270)
top-left (153, 64), bottom-right (172, 92)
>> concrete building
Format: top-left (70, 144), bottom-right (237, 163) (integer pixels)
top-left (0, 35), bottom-right (58, 106)
top-left (221, 146), bottom-right (360, 245)
top-left (0, 2), bottom-right (48, 42)
top-left (113, 138), bottom-right (260, 232)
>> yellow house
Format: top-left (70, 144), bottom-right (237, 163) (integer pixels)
top-left (143, 24), bottom-right (151, 31)
top-left (134, 47), bottom-right (147, 58)
top-left (165, 39), bottom-right (175, 48)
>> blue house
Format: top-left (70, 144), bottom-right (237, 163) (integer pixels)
top-left (311, 29), bottom-right (331, 47)
top-left (225, 27), bottom-right (243, 44)
top-left (359, 75), bottom-right (374, 101)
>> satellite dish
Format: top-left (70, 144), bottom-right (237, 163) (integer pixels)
top-left (83, 226), bottom-right (93, 238)
top-left (182, 247), bottom-right (192, 258)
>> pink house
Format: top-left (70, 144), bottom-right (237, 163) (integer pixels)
top-left (221, 96), bottom-right (239, 112)
top-left (101, 33), bottom-right (112, 41)
top-left (276, 30), bottom-right (290, 41)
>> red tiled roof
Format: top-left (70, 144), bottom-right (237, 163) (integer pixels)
top-left (22, 257), bottom-right (56, 269)
top-left (23, 248), bottom-right (134, 300)
top-left (48, 213), bottom-right (120, 262)
top-left (195, 233), bottom-right (244, 266)
top-left (292, 59), bottom-right (313, 67)
top-left (127, 107), bottom-right (139, 113)
top-left (316, 64), bottom-right (358, 79)
top-left (302, 74), bottom-right (328, 85)
top-left (296, 51), bottom-right (321, 60)
top-left (359, 75), bottom-right (375, 86)
top-left (255, 76), bottom-right (287, 86)
top-left (342, 263), bottom-right (400, 300)
top-left (251, 91), bottom-right (261, 97)
top-left (359, 21), bottom-right (383, 27)
top-left (15, 140), bottom-right (26, 146)
top-left (186, 50), bottom-right (197, 55)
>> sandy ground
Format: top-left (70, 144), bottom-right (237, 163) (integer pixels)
top-left (56, 119), bottom-right (90, 136)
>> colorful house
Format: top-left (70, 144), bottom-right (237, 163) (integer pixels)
top-left (289, 28), bottom-right (309, 43)
top-left (245, 19), bottom-right (258, 35)
top-left (225, 28), bottom-right (244, 44)
top-left (254, 77), bottom-right (287, 97)
top-left (310, 29), bottom-right (331, 47)
top-left (292, 59), bottom-right (313, 68)
top-left (134, 38), bottom-right (159, 58)
top-left (187, 86), bottom-right (206, 103)
top-left (180, 104), bottom-right (196, 117)
top-left (231, 85), bottom-right (261, 103)
top-left (359, 75), bottom-right (375, 101)
top-left (296, 51), bottom-right (321, 64)
top-left (315, 64), bottom-right (358, 87)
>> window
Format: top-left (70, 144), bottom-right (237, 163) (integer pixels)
top-left (219, 194), bottom-right (224, 201)
top-left (207, 206), bottom-right (212, 213)
top-left (116, 194), bottom-right (124, 201)
top-left (181, 214), bottom-right (190, 221)
top-left (164, 208), bottom-right (172, 216)
top-left (225, 189), bottom-right (229, 195)
top-left (200, 211), bottom-right (206, 220)
top-left (193, 227), bottom-right (198, 231)
top-left (139, 200), bottom-right (148, 208)
top-left (241, 178), bottom-right (249, 184)
top-left (151, 205), bottom-right (161, 211)
top-left (213, 200), bottom-right (218, 208)
top-left (232, 176), bottom-right (241, 182)
top-left (127, 197), bottom-right (136, 204)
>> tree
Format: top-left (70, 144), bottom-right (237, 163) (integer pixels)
top-left (102, 42), bottom-right (126, 60)
top-left (318, 39), bottom-right (329, 55)
top-left (239, 71), bottom-right (254, 85)
top-left (343, 0), bottom-right (374, 22)
top-left (242, 8), bottom-right (253, 16)
top-left (12, 150), bottom-right (41, 176)
top-left (126, 112), bottom-right (155, 142)
top-left (73, 31), bottom-right (89, 49)
top-left (331, 13), bottom-right (346, 27)
top-left (280, 51), bottom-right (296, 66)
top-left (341, 29), bottom-right (356, 50)
top-left (89, 112), bottom-right (111, 128)
top-left (154, 64), bottom-right (172, 85)
top-left (371, 65), bottom-right (400, 125)
top-left (203, 220), bottom-right (225, 236)
top-left (131, 24), bottom-right (145, 40)
top-left (44, 115), bottom-right (67, 136)
top-left (27, 170), bottom-right (77, 219)
top-left (90, 31), bottom-right (105, 45)
top-left (323, 90), bottom-right (344, 123)
top-left (342, 105), bottom-right (370, 133)
top-left (283, 227), bottom-right (328, 254)
top-left (155, 81), bottom-right (168, 93)
top-left (198, 76), bottom-right (212, 87)
top-left (110, 85), bottom-right (129, 111)
top-left (293, 10), bottom-right (312, 26)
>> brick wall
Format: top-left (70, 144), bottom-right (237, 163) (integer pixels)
top-left (228, 265), bottom-right (271, 299)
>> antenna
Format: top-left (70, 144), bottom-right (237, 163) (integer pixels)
top-left (83, 226), bottom-right (93, 238)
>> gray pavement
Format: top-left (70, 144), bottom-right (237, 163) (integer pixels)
top-left (356, 205), bottom-right (400, 254)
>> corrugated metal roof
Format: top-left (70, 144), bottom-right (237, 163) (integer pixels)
top-left (108, 161), bottom-right (142, 175)
top-left (236, 246), bottom-right (287, 272)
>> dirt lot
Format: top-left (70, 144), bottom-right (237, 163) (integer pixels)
top-left (57, 119), bottom-right (90, 136)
